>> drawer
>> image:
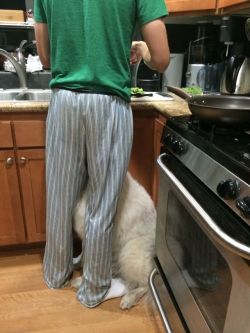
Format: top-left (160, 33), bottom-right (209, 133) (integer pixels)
top-left (0, 10), bottom-right (25, 22)
top-left (0, 121), bottom-right (13, 148)
top-left (13, 120), bottom-right (46, 147)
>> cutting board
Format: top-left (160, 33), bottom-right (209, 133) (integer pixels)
top-left (0, 10), bottom-right (25, 23)
top-left (131, 92), bottom-right (174, 102)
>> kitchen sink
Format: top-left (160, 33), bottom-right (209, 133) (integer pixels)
top-left (0, 89), bottom-right (51, 101)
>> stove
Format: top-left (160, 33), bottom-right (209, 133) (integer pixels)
top-left (151, 115), bottom-right (250, 333)
top-left (162, 115), bottom-right (250, 227)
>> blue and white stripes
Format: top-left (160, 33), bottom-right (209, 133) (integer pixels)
top-left (43, 89), bottom-right (133, 307)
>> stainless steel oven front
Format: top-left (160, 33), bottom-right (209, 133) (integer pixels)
top-left (150, 153), bottom-right (250, 333)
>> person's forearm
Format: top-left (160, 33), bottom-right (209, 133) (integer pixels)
top-left (34, 23), bottom-right (51, 69)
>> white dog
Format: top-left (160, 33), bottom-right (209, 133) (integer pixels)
top-left (71, 172), bottom-right (156, 309)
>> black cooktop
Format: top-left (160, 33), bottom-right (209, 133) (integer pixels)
top-left (166, 116), bottom-right (250, 184)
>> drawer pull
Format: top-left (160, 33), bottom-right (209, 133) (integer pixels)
top-left (19, 157), bottom-right (27, 165)
top-left (5, 157), bottom-right (14, 166)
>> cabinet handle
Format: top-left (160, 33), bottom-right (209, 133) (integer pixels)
top-left (5, 157), bottom-right (14, 166)
top-left (19, 157), bottom-right (27, 165)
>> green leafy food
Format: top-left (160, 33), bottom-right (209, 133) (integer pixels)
top-left (131, 87), bottom-right (144, 95)
top-left (182, 86), bottom-right (203, 96)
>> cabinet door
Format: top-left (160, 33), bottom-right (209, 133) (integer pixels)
top-left (13, 120), bottom-right (46, 147)
top-left (0, 150), bottom-right (26, 245)
top-left (17, 149), bottom-right (46, 243)
top-left (128, 117), bottom-right (155, 198)
top-left (152, 118), bottom-right (166, 204)
top-left (166, 0), bottom-right (216, 12)
top-left (0, 121), bottom-right (13, 148)
top-left (217, 0), bottom-right (249, 8)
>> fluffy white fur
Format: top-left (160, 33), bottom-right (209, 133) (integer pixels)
top-left (71, 172), bottom-right (156, 309)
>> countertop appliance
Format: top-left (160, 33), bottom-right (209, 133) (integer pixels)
top-left (219, 17), bottom-right (250, 95)
top-left (220, 55), bottom-right (250, 95)
top-left (162, 53), bottom-right (184, 90)
top-left (135, 61), bottom-right (161, 92)
top-left (150, 115), bottom-right (250, 332)
top-left (185, 22), bottom-right (220, 91)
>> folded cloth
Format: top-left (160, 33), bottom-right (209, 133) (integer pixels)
top-left (3, 54), bottom-right (43, 73)
top-left (3, 59), bottom-right (16, 72)
top-left (26, 55), bottom-right (43, 72)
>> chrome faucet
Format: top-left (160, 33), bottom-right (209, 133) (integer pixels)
top-left (16, 39), bottom-right (28, 73)
top-left (0, 41), bottom-right (28, 89)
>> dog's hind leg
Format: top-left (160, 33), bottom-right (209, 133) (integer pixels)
top-left (120, 286), bottom-right (148, 310)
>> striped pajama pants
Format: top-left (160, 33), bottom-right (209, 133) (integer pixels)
top-left (43, 89), bottom-right (133, 307)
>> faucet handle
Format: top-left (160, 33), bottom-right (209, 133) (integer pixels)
top-left (16, 40), bottom-right (28, 71)
top-left (16, 40), bottom-right (28, 52)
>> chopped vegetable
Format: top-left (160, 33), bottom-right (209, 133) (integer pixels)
top-left (182, 86), bottom-right (203, 96)
top-left (131, 87), bottom-right (144, 94)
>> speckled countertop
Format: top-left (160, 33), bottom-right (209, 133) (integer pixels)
top-left (0, 92), bottom-right (191, 117)
top-left (131, 93), bottom-right (191, 117)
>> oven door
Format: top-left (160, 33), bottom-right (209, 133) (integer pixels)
top-left (151, 153), bottom-right (250, 333)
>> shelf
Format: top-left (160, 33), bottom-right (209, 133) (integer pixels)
top-left (0, 22), bottom-right (34, 29)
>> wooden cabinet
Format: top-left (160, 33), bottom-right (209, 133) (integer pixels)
top-left (0, 108), bottom-right (165, 247)
top-left (17, 149), bottom-right (46, 242)
top-left (217, 0), bottom-right (250, 8)
top-left (152, 117), bottom-right (166, 202)
top-left (0, 117), bottom-right (46, 246)
top-left (166, 0), bottom-right (216, 13)
top-left (128, 110), bottom-right (166, 204)
top-left (0, 149), bottom-right (26, 245)
top-left (165, 0), bottom-right (250, 14)
top-left (217, 0), bottom-right (250, 12)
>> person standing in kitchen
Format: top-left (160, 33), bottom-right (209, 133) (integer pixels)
top-left (34, 0), bottom-right (169, 308)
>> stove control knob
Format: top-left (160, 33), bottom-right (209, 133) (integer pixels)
top-left (217, 179), bottom-right (240, 199)
top-left (171, 138), bottom-right (188, 155)
top-left (163, 133), bottom-right (175, 146)
top-left (236, 196), bottom-right (250, 218)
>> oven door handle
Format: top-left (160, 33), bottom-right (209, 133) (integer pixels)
top-left (149, 268), bottom-right (173, 333)
top-left (158, 154), bottom-right (250, 260)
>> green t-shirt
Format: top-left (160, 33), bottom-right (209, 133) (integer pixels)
top-left (34, 0), bottom-right (168, 102)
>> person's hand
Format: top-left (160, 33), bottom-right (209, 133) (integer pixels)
top-left (130, 41), bottom-right (150, 65)
top-left (130, 45), bottom-right (139, 64)
top-left (130, 43), bottom-right (141, 64)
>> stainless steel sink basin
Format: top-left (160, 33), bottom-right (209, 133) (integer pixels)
top-left (0, 89), bottom-right (51, 102)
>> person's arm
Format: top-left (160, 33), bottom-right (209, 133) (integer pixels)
top-left (131, 19), bottom-right (170, 73)
top-left (34, 23), bottom-right (51, 69)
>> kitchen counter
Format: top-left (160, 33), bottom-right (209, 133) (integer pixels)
top-left (0, 92), bottom-right (189, 246)
top-left (131, 93), bottom-right (191, 117)
top-left (0, 92), bottom-right (191, 117)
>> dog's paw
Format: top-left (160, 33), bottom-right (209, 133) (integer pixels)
top-left (70, 276), bottom-right (82, 289)
top-left (119, 287), bottom-right (148, 310)
top-left (119, 294), bottom-right (135, 310)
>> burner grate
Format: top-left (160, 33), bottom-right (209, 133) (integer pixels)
top-left (167, 116), bottom-right (250, 183)
top-left (187, 117), bottom-right (250, 143)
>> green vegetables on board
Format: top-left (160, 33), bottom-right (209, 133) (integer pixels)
top-left (182, 86), bottom-right (203, 96)
top-left (131, 87), bottom-right (144, 94)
